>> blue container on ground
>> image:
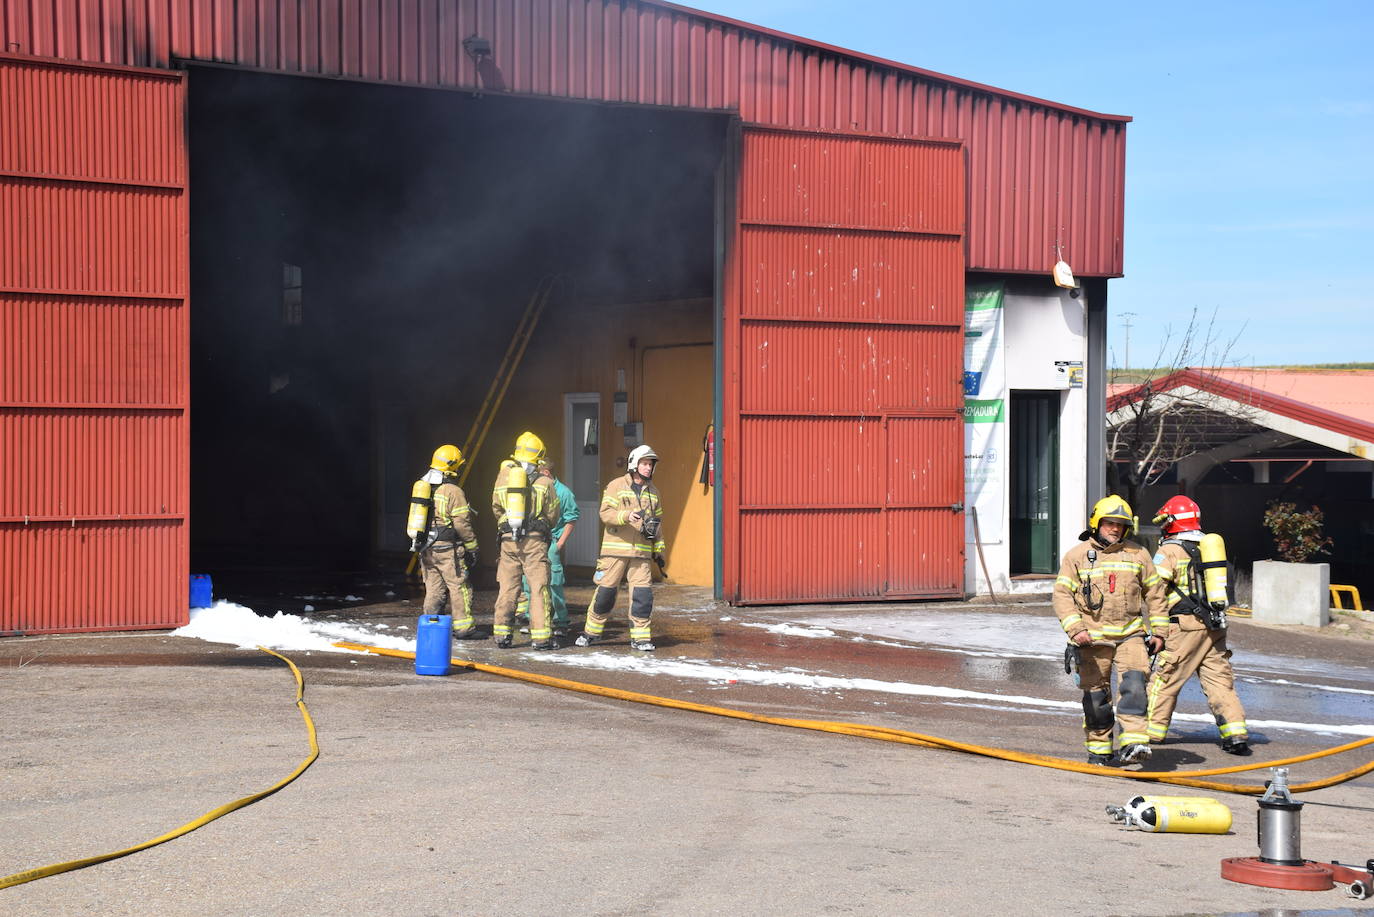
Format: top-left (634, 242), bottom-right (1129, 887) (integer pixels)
top-left (415, 614), bottom-right (453, 676)
top-left (189, 574), bottom-right (214, 609)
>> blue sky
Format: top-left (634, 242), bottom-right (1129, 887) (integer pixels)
top-left (691, 1), bottom-right (1373, 367)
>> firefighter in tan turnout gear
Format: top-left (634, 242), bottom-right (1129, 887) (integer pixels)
top-left (575, 444), bottom-right (666, 652)
top-left (1053, 495), bottom-right (1168, 767)
top-left (408, 445), bottom-right (481, 638)
top-left (1145, 495), bottom-right (1251, 755)
top-left (491, 432), bottom-right (562, 649)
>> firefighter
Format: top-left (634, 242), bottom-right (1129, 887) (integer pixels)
top-left (1145, 495), bottom-right (1251, 755)
top-left (515, 461), bottom-right (580, 638)
top-left (412, 445), bottom-right (481, 638)
top-left (575, 444), bottom-right (666, 652)
top-left (491, 432), bottom-right (562, 649)
top-left (1053, 495), bottom-right (1168, 766)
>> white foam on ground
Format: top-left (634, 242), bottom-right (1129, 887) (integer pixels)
top-left (536, 651), bottom-right (1374, 737)
top-left (740, 622), bottom-right (837, 638)
top-left (171, 602), bottom-right (413, 654)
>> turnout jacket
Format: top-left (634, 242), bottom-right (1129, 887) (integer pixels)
top-left (491, 461), bottom-right (561, 542)
top-left (1153, 536), bottom-right (1211, 632)
top-left (430, 481), bottom-right (478, 551)
top-left (1053, 537), bottom-right (1168, 643)
top-left (598, 473), bottom-right (666, 558)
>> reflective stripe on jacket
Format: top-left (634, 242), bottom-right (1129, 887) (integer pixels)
top-left (1052, 537), bottom-right (1166, 642)
top-left (431, 482), bottom-right (478, 550)
top-left (1153, 539), bottom-right (1208, 631)
top-left (598, 473), bottom-right (666, 558)
top-left (491, 461), bottom-right (560, 542)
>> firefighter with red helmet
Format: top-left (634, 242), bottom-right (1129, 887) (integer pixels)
top-left (1145, 495), bottom-right (1251, 755)
top-left (1053, 495), bottom-right (1169, 767)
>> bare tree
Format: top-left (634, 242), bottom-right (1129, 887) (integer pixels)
top-left (1106, 308), bottom-right (1278, 511)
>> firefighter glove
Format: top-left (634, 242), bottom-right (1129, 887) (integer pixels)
top-left (654, 554), bottom-right (667, 575)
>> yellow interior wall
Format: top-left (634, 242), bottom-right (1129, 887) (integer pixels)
top-left (454, 295), bottom-right (715, 587)
top-left (642, 345), bottom-right (715, 585)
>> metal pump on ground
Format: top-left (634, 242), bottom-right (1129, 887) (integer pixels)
top-left (1220, 767), bottom-right (1373, 898)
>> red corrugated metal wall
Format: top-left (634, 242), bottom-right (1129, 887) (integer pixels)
top-left (0, 56), bottom-right (188, 634)
top-left (0, 0), bottom-right (1127, 277)
top-left (723, 126), bottom-right (964, 603)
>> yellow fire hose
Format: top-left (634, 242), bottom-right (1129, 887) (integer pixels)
top-left (333, 641), bottom-right (1374, 796)
top-left (0, 647), bottom-right (318, 891)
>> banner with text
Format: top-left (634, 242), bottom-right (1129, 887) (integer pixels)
top-left (964, 281), bottom-right (1006, 543)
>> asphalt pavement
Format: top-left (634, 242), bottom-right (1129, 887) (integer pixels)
top-left (2, 582), bottom-right (1372, 916)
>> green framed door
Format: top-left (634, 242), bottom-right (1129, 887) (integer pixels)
top-left (1010, 391), bottom-right (1060, 574)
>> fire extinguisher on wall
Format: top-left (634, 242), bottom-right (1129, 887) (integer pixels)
top-left (700, 423), bottom-right (715, 490)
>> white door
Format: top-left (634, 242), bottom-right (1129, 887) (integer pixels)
top-left (562, 393), bottom-right (602, 567)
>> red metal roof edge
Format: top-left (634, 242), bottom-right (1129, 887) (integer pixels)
top-left (1108, 368), bottom-right (1374, 444)
top-left (640, 0), bottom-right (1133, 124)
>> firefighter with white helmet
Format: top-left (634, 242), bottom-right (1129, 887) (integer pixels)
top-left (574, 443), bottom-right (666, 652)
top-left (1145, 495), bottom-right (1250, 755)
top-left (408, 445), bottom-right (481, 637)
top-left (1053, 495), bottom-right (1169, 766)
top-left (490, 432), bottom-right (562, 648)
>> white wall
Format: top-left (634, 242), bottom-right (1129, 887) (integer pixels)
top-left (965, 277), bottom-right (1091, 595)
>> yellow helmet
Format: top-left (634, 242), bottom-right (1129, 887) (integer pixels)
top-left (430, 444), bottom-right (464, 476)
top-left (1088, 494), bottom-right (1136, 535)
top-left (512, 431), bottom-right (546, 465)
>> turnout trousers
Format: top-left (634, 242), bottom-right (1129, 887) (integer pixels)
top-left (517, 541), bottom-right (568, 627)
top-left (420, 541), bottom-right (475, 634)
top-left (584, 556), bottom-right (653, 644)
top-left (1079, 637), bottom-right (1152, 756)
top-left (494, 537), bottom-right (553, 643)
top-left (1146, 624), bottom-right (1248, 743)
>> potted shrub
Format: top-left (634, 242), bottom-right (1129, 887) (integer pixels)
top-left (1251, 501), bottom-right (1334, 627)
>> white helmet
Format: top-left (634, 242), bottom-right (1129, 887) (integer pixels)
top-left (628, 444), bottom-right (658, 469)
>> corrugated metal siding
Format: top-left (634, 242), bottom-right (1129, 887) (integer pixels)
top-left (724, 126), bottom-right (964, 603)
top-left (0, 0), bottom-right (1127, 277)
top-left (1, 521), bottom-right (184, 634)
top-left (0, 57), bottom-right (187, 635)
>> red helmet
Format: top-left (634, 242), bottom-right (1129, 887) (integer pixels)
top-left (1152, 495), bottom-right (1202, 535)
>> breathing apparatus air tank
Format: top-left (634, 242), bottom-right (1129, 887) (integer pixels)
top-left (1123, 795), bottom-right (1221, 821)
top-left (1137, 799), bottom-right (1233, 834)
top-left (1198, 532), bottom-right (1230, 609)
top-left (1107, 795), bottom-right (1233, 834)
top-left (406, 479), bottom-right (434, 545)
top-left (504, 462), bottom-right (529, 537)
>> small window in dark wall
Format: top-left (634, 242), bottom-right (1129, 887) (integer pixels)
top-left (282, 262), bottom-right (303, 326)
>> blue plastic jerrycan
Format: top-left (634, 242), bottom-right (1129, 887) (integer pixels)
top-left (415, 614), bottom-right (453, 676)
top-left (189, 574), bottom-right (213, 609)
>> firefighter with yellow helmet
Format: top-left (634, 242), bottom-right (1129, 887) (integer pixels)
top-left (1144, 495), bottom-right (1251, 755)
top-left (574, 443), bottom-right (666, 652)
top-left (1053, 495), bottom-right (1168, 766)
top-left (407, 445), bottom-right (481, 637)
top-left (490, 432), bottom-right (562, 648)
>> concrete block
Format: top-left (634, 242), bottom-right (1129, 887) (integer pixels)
top-left (1251, 560), bottom-right (1331, 627)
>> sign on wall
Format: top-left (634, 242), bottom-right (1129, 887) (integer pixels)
top-left (964, 282), bottom-right (1006, 543)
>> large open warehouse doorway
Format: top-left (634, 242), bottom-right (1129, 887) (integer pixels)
top-left (187, 67), bottom-right (728, 590)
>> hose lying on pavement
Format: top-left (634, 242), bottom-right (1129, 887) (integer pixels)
top-left (0, 647), bottom-right (318, 891)
top-left (333, 641), bottom-right (1374, 796)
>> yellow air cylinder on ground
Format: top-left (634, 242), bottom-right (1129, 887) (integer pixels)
top-left (1124, 795), bottom-right (1220, 821)
top-left (1136, 800), bottom-right (1233, 834)
top-left (1199, 532), bottom-right (1229, 608)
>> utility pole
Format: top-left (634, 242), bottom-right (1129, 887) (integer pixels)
top-left (1120, 312), bottom-right (1137, 375)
